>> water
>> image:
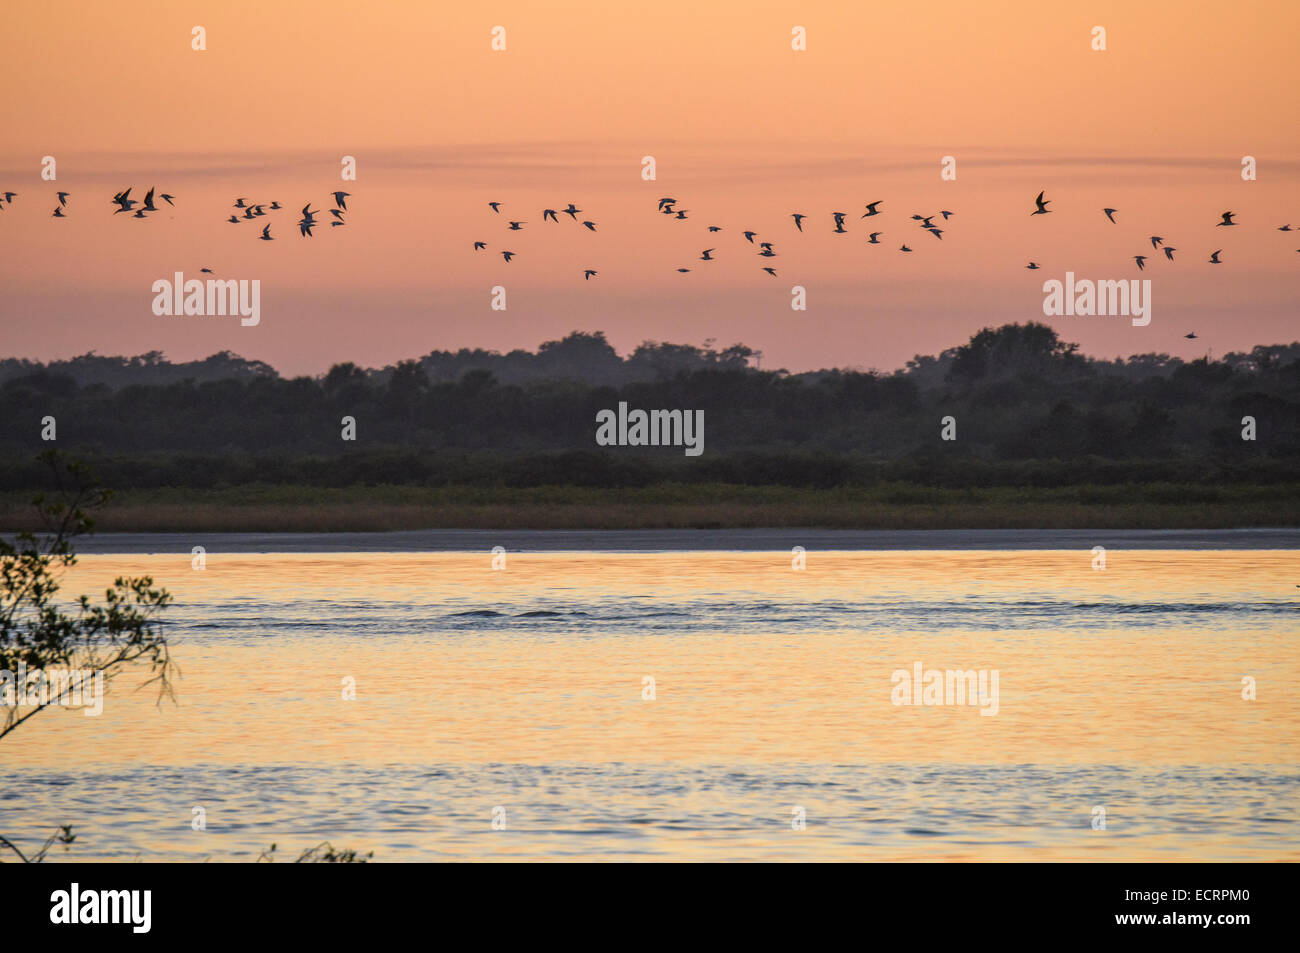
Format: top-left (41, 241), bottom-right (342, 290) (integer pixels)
top-left (2, 548), bottom-right (1296, 861)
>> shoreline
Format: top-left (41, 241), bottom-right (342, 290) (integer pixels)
top-left (66, 527), bottom-right (1300, 553)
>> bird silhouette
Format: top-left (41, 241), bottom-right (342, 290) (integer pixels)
top-left (454, 185), bottom-right (1254, 290)
top-left (259, 224), bottom-right (273, 241)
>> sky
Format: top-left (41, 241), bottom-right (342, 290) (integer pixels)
top-left (1, 0), bottom-right (1297, 376)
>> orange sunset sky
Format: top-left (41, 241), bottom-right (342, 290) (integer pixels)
top-left (1, 0), bottom-right (1297, 376)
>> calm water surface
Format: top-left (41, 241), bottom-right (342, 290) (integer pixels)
top-left (2, 549), bottom-right (1296, 861)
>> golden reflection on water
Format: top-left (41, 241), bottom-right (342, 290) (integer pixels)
top-left (6, 550), bottom-right (1295, 767)
top-left (4, 550), bottom-right (1297, 861)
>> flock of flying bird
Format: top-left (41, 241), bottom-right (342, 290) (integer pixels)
top-left (4, 186), bottom-right (1293, 297)
top-left (473, 201), bottom-right (600, 277)
top-left (468, 190), bottom-right (1299, 283)
top-left (224, 191), bottom-right (352, 239)
top-left (650, 196), bottom-right (953, 276)
top-left (0, 188), bottom-right (353, 240)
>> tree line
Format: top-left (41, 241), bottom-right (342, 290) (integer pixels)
top-left (1, 325), bottom-right (1295, 489)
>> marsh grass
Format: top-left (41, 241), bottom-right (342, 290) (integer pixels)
top-left (0, 482), bottom-right (1293, 532)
